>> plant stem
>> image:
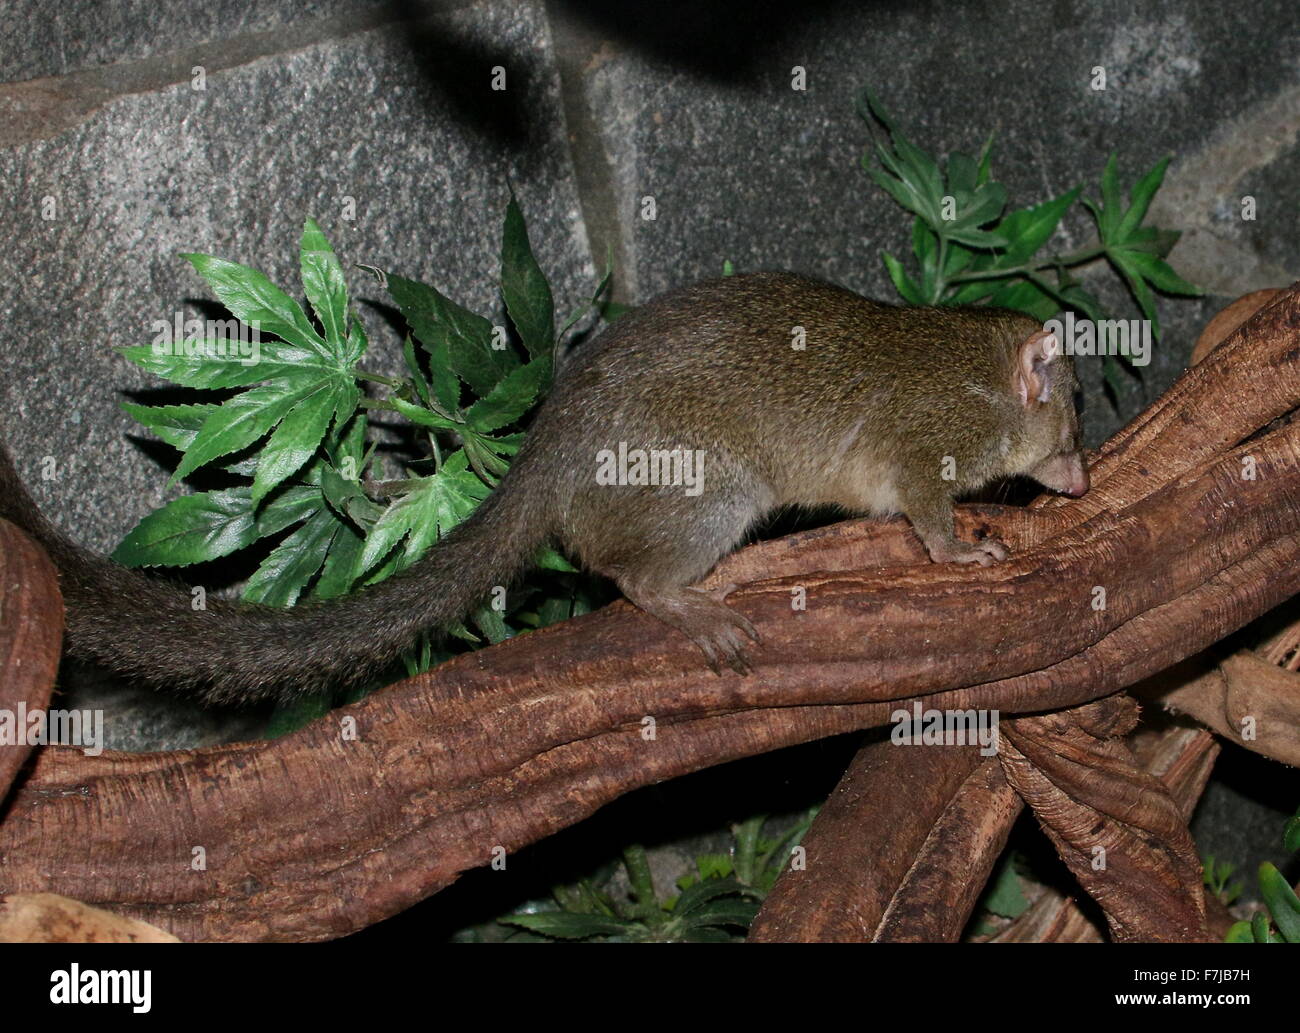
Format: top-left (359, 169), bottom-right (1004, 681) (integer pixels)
top-left (355, 370), bottom-right (404, 388)
top-left (946, 244), bottom-right (1108, 285)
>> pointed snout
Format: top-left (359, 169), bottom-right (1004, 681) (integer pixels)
top-left (1060, 454), bottom-right (1092, 498)
top-left (1063, 459), bottom-right (1090, 498)
top-left (1032, 452), bottom-right (1090, 498)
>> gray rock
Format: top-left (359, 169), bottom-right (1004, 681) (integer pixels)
top-left (0, 0), bottom-right (394, 83)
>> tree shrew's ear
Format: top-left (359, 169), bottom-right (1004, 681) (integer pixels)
top-left (1015, 329), bottom-right (1062, 407)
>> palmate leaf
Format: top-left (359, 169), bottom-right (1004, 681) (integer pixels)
top-left (353, 451), bottom-right (490, 578)
top-left (501, 193), bottom-right (555, 358)
top-left (242, 506), bottom-right (337, 607)
top-left (313, 519), bottom-right (366, 600)
top-left (251, 379), bottom-right (344, 503)
top-left (389, 395), bottom-right (464, 431)
top-left (126, 225), bottom-right (361, 500)
top-left (119, 401), bottom-right (219, 452)
top-left (386, 273), bottom-right (518, 397)
top-left (994, 186), bottom-right (1081, 265)
top-left (255, 485), bottom-right (326, 536)
top-left (180, 253), bottom-right (328, 359)
top-left (987, 279), bottom-right (1059, 323)
top-left (169, 377), bottom-right (321, 485)
top-left (111, 483), bottom-right (327, 568)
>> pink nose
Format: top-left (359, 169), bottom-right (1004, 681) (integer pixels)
top-left (1065, 465), bottom-right (1090, 497)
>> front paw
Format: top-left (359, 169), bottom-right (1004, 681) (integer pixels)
top-left (926, 538), bottom-right (1009, 566)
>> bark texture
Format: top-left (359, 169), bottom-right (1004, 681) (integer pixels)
top-left (0, 286), bottom-right (1296, 941)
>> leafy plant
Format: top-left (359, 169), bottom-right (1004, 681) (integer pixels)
top-left (115, 199), bottom-right (609, 729)
top-left (858, 89), bottom-right (1200, 395)
top-left (498, 810), bottom-right (817, 942)
top-left (1226, 805), bottom-right (1300, 943)
top-left (1203, 854), bottom-right (1244, 906)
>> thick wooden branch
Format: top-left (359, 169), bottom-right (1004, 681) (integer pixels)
top-left (999, 697), bottom-right (1210, 942)
top-left (746, 739), bottom-right (1009, 942)
top-left (0, 521), bottom-right (62, 803)
top-left (990, 723), bottom-right (1220, 943)
top-left (0, 286), bottom-right (1297, 941)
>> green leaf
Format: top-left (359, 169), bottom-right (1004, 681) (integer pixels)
top-left (1098, 152), bottom-right (1122, 240)
top-left (242, 507), bottom-right (337, 606)
top-left (559, 265), bottom-right (613, 339)
top-left (265, 693), bottom-right (333, 738)
top-left (121, 339), bottom-right (317, 389)
top-left (313, 519), bottom-right (365, 599)
top-left (988, 279), bottom-right (1059, 323)
top-left (251, 380), bottom-right (340, 503)
top-left (501, 194), bottom-right (555, 357)
top-left (390, 395), bottom-right (464, 431)
top-left (535, 545), bottom-right (576, 572)
top-left (354, 459), bottom-right (489, 578)
top-left (1109, 250), bottom-right (1161, 332)
top-left (1251, 910), bottom-right (1277, 943)
top-left (112, 488), bottom-right (257, 567)
top-left (1117, 157), bottom-right (1170, 239)
top-left (673, 877), bottom-right (754, 917)
top-left (975, 133), bottom-right (995, 184)
top-left (255, 485), bottom-right (325, 537)
top-left (472, 604), bottom-right (511, 644)
top-left (319, 465), bottom-right (384, 528)
top-left (402, 334), bottom-right (432, 406)
top-left (979, 855), bottom-right (1030, 919)
top-left (181, 253), bottom-right (327, 357)
top-left (170, 378), bottom-right (321, 484)
top-left (120, 402), bottom-right (219, 452)
top-left (499, 911), bottom-right (633, 941)
top-left (945, 226), bottom-right (1009, 249)
top-left (464, 354), bottom-right (552, 432)
top-left (1114, 249), bottom-right (1201, 296)
top-left (946, 151), bottom-right (979, 195)
top-left (1225, 920), bottom-right (1255, 943)
top-left (881, 252), bottom-right (924, 304)
top-left (995, 186), bottom-right (1081, 264)
top-left (1258, 862), bottom-right (1300, 943)
top-left (299, 219), bottom-right (349, 350)
top-left (693, 854), bottom-right (734, 882)
top-left (1283, 809), bottom-right (1300, 853)
top-left (684, 898), bottom-right (760, 929)
top-left (387, 274), bottom-right (518, 397)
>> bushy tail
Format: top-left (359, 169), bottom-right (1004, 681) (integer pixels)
top-left (0, 441), bottom-right (552, 706)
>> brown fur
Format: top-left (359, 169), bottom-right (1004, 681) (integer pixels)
top-left (0, 272), bottom-right (1085, 701)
